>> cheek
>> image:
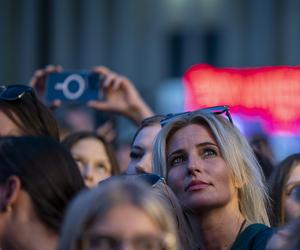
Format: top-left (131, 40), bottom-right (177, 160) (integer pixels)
top-left (210, 163), bottom-right (233, 187)
top-left (167, 167), bottom-right (186, 194)
top-left (284, 197), bottom-right (300, 220)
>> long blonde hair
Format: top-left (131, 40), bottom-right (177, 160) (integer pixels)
top-left (153, 112), bottom-right (270, 225)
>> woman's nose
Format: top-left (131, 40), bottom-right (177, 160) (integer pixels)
top-left (82, 165), bottom-right (94, 180)
top-left (187, 154), bottom-right (202, 174)
top-left (134, 154), bottom-right (153, 174)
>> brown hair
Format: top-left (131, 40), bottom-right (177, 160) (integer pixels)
top-left (0, 91), bottom-right (59, 139)
top-left (62, 131), bottom-right (120, 175)
top-left (269, 153), bottom-right (300, 226)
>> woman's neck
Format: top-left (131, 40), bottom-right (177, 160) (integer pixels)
top-left (3, 221), bottom-right (58, 250)
top-left (187, 204), bottom-right (246, 250)
top-left (25, 223), bottom-right (58, 250)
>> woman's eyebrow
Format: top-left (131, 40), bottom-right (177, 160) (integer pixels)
top-left (167, 149), bottom-right (185, 159)
top-left (131, 145), bottom-right (143, 150)
top-left (196, 142), bottom-right (218, 148)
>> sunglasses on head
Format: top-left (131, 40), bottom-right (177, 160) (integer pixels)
top-left (0, 85), bottom-right (34, 101)
top-left (0, 84), bottom-right (48, 135)
top-left (160, 105), bottom-right (233, 127)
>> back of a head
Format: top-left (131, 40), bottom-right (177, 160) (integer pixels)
top-left (0, 89), bottom-right (59, 139)
top-left (0, 136), bottom-right (85, 231)
top-left (59, 178), bottom-right (179, 250)
top-left (150, 181), bottom-right (198, 249)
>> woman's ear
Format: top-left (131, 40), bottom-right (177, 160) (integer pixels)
top-left (0, 176), bottom-right (21, 212)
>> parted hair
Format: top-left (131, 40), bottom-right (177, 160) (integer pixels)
top-left (153, 112), bottom-right (270, 225)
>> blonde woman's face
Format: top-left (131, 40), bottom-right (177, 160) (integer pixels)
top-left (284, 164), bottom-right (300, 222)
top-left (84, 204), bottom-right (165, 250)
top-left (166, 124), bottom-right (238, 211)
top-left (71, 138), bottom-right (112, 187)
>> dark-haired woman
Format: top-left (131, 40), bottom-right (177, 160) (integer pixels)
top-left (0, 136), bottom-right (85, 250)
top-left (0, 84), bottom-right (59, 139)
top-left (269, 153), bottom-right (300, 226)
top-left (62, 131), bottom-right (120, 187)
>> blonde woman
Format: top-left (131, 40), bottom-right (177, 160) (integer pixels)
top-left (58, 178), bottom-right (179, 250)
top-left (153, 106), bottom-right (273, 250)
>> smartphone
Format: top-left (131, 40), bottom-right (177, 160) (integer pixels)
top-left (46, 71), bottom-right (103, 104)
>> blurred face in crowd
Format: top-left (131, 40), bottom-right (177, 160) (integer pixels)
top-left (70, 138), bottom-right (112, 187)
top-left (284, 164), bottom-right (300, 222)
top-left (0, 110), bottom-right (23, 136)
top-left (127, 124), bottom-right (161, 174)
top-left (266, 226), bottom-right (291, 250)
top-left (83, 204), bottom-right (165, 250)
top-left (166, 124), bottom-right (238, 211)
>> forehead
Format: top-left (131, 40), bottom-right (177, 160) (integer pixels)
top-left (88, 204), bottom-right (159, 235)
top-left (167, 124), bottom-right (216, 151)
top-left (71, 137), bottom-right (107, 157)
top-left (287, 164), bottom-right (300, 185)
top-left (132, 124), bottom-right (161, 147)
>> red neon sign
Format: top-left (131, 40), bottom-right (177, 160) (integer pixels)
top-left (184, 64), bottom-right (300, 133)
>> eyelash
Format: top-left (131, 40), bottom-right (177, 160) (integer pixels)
top-left (169, 155), bottom-right (187, 167)
top-left (202, 148), bottom-right (218, 158)
top-left (130, 151), bottom-right (143, 160)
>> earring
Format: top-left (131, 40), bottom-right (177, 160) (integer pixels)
top-left (5, 205), bottom-right (11, 213)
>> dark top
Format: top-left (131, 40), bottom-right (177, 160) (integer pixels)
top-left (230, 223), bottom-right (274, 250)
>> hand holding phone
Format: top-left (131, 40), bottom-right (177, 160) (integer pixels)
top-left (87, 66), bottom-right (154, 125)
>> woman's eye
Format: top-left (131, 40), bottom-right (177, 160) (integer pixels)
top-left (74, 159), bottom-right (84, 169)
top-left (169, 155), bottom-right (186, 167)
top-left (96, 164), bottom-right (108, 172)
top-left (202, 148), bottom-right (217, 158)
top-left (130, 151), bottom-right (143, 160)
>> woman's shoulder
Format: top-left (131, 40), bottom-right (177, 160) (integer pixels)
top-left (231, 223), bottom-right (274, 250)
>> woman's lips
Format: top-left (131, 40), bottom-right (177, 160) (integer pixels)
top-left (185, 180), bottom-right (210, 192)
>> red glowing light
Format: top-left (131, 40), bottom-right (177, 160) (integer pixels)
top-left (183, 64), bottom-right (300, 133)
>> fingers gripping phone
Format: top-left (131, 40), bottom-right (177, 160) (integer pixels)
top-left (46, 71), bottom-right (103, 103)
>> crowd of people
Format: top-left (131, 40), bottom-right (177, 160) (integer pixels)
top-left (0, 65), bottom-right (299, 250)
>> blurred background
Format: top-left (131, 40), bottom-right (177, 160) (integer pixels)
top-left (1, 0), bottom-right (300, 161)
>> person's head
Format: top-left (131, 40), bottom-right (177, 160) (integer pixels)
top-left (62, 131), bottom-right (120, 187)
top-left (105, 173), bottom-right (196, 249)
top-left (153, 106), bottom-right (270, 225)
top-left (0, 85), bottom-right (59, 139)
top-left (127, 115), bottom-right (165, 174)
top-left (0, 136), bottom-right (85, 249)
top-left (266, 217), bottom-right (300, 250)
top-left (269, 153), bottom-right (300, 226)
top-left (59, 178), bottom-right (179, 250)
top-left (147, 176), bottom-right (198, 249)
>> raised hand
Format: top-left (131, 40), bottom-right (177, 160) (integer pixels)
top-left (29, 65), bottom-right (63, 109)
top-left (88, 66), bottom-right (154, 125)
